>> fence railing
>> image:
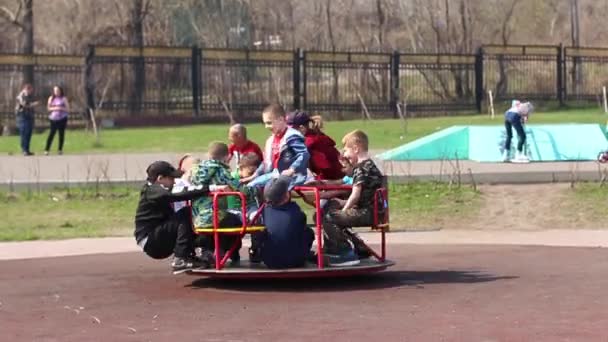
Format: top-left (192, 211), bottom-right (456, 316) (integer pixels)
top-left (1, 44), bottom-right (608, 126)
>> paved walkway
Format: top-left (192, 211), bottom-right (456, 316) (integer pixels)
top-left (1, 152), bottom-right (607, 187)
top-left (2, 229), bottom-right (607, 261)
top-left (4, 245), bottom-right (608, 341)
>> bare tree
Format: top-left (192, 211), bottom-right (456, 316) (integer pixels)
top-left (128, 0), bottom-right (151, 114)
top-left (0, 0), bottom-right (34, 82)
top-left (570, 0), bottom-right (581, 95)
top-left (325, 0), bottom-right (339, 103)
top-left (494, 0), bottom-right (521, 97)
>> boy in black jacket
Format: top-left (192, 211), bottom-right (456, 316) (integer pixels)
top-left (134, 161), bottom-right (225, 272)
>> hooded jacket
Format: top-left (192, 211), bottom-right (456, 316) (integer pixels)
top-left (249, 127), bottom-right (310, 189)
top-left (305, 132), bottom-right (345, 180)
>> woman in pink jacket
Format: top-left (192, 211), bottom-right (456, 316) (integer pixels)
top-left (45, 85), bottom-right (70, 155)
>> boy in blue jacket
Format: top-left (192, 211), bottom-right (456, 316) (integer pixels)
top-left (246, 104), bottom-right (310, 190)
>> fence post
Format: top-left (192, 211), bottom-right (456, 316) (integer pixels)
top-left (390, 51), bottom-right (400, 118)
top-left (557, 43), bottom-right (564, 106)
top-left (302, 50), bottom-right (307, 111)
top-left (84, 45), bottom-right (96, 117)
top-left (191, 46), bottom-right (201, 117)
top-left (474, 47), bottom-right (484, 113)
top-left (563, 47), bottom-right (569, 102)
top-left (293, 48), bottom-right (302, 110)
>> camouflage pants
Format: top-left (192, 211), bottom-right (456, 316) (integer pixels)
top-left (321, 199), bottom-right (374, 255)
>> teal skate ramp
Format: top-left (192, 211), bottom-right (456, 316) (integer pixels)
top-left (377, 126), bottom-right (469, 160)
top-left (378, 124), bottom-right (607, 162)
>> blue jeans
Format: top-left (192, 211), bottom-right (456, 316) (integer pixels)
top-left (248, 169), bottom-right (308, 190)
top-left (504, 117), bottom-right (526, 153)
top-left (16, 115), bottom-right (34, 153)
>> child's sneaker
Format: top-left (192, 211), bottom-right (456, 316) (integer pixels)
top-left (512, 152), bottom-right (530, 163)
top-left (197, 250), bottom-right (215, 267)
top-left (501, 150), bottom-right (510, 162)
top-left (354, 246), bottom-right (372, 259)
top-left (345, 229), bottom-right (372, 259)
top-left (248, 247), bottom-right (262, 264)
top-left (171, 256), bottom-right (204, 274)
top-left (307, 251), bottom-right (330, 264)
top-left (230, 251), bottom-right (241, 264)
top-left (327, 250), bottom-right (360, 267)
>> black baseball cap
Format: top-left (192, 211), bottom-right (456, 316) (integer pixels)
top-left (146, 161), bottom-right (183, 181)
top-left (286, 110), bottom-right (311, 127)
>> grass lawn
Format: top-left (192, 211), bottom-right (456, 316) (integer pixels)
top-left (387, 182), bottom-right (481, 229)
top-left (0, 186), bottom-right (138, 241)
top-left (565, 182), bottom-right (608, 222)
top-left (0, 182), bottom-right (480, 241)
top-left (1, 108), bottom-right (606, 155)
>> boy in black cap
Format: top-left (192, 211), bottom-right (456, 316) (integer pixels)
top-left (134, 160), bottom-right (225, 273)
top-left (254, 175), bottom-right (313, 269)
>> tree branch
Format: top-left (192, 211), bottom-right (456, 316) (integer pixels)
top-left (426, 3), bottom-right (442, 53)
top-left (325, 0), bottom-right (336, 51)
top-left (141, 0), bottom-right (152, 20)
top-left (501, 0), bottom-right (520, 44)
top-left (0, 5), bottom-right (24, 30)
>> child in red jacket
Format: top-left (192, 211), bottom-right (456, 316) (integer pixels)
top-left (286, 111), bottom-right (345, 181)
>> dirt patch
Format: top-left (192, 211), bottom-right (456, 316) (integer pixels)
top-left (446, 183), bottom-right (604, 230)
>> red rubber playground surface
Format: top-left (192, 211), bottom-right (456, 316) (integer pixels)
top-left (2, 244), bottom-right (608, 341)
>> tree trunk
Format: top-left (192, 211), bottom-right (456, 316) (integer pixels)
top-left (326, 0), bottom-right (339, 108)
top-left (459, 0), bottom-right (472, 97)
top-left (495, 0), bottom-right (519, 99)
top-left (376, 0), bottom-right (388, 103)
top-left (130, 0), bottom-right (146, 115)
top-left (22, 0), bottom-right (34, 84)
top-left (570, 0), bottom-right (581, 96)
top-left (287, 0), bottom-right (296, 49)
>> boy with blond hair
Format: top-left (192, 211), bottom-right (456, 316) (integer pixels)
top-left (246, 103), bottom-right (310, 189)
top-left (322, 130), bottom-right (384, 266)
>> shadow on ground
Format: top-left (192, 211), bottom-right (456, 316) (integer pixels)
top-left (187, 270), bottom-right (518, 292)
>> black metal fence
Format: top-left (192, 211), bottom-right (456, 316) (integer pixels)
top-left (200, 49), bottom-right (297, 121)
top-left (303, 51), bottom-right (392, 117)
top-left (90, 46), bottom-right (194, 117)
top-left (398, 53), bottom-right (479, 114)
top-left (0, 54), bottom-right (87, 126)
top-left (564, 47), bottom-right (608, 102)
top-left (2, 44), bottom-right (608, 126)
top-left (482, 45), bottom-right (562, 102)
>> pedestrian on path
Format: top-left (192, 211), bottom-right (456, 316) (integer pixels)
top-left (14, 83), bottom-right (39, 156)
top-left (44, 85), bottom-right (70, 155)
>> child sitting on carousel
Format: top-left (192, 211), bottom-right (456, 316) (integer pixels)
top-left (253, 175), bottom-right (314, 269)
top-left (172, 153), bottom-right (201, 213)
top-left (228, 152), bottom-right (263, 223)
top-left (190, 142), bottom-right (257, 263)
top-left (321, 130), bottom-right (385, 266)
top-left (286, 110), bottom-right (345, 182)
top-left (246, 103), bottom-right (310, 190)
